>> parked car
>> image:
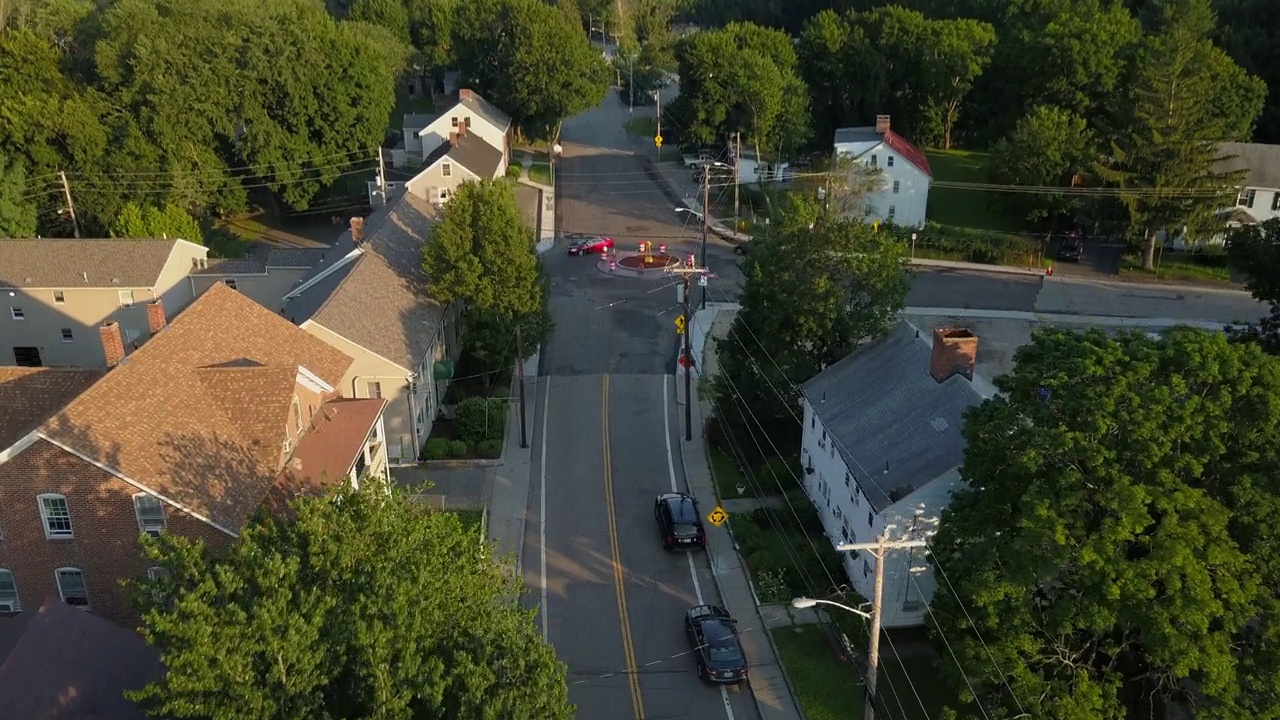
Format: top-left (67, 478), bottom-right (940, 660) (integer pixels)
top-left (732, 242), bottom-right (749, 256)
top-left (653, 492), bottom-right (706, 550)
top-left (683, 153), bottom-right (711, 169)
top-left (685, 605), bottom-right (748, 683)
top-left (567, 236), bottom-right (615, 256)
top-left (1057, 233), bottom-right (1084, 262)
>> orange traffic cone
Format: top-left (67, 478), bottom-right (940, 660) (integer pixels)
top-left (1046, 265), bottom-right (1054, 277)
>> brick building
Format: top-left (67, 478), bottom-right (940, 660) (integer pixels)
top-left (0, 283), bottom-right (391, 624)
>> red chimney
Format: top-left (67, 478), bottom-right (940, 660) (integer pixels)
top-left (100, 322), bottom-right (125, 368)
top-left (146, 299), bottom-right (166, 334)
top-left (449, 131), bottom-right (459, 146)
top-left (459, 88), bottom-right (474, 101)
top-left (930, 327), bottom-right (978, 383)
top-left (875, 114), bottom-right (891, 135)
top-left (349, 217), bottom-right (365, 246)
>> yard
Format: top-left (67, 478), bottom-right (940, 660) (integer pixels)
top-left (731, 503), bottom-right (847, 601)
top-left (1119, 249), bottom-right (1237, 285)
top-left (925, 150), bottom-right (1024, 233)
top-left (528, 161), bottom-right (552, 186)
top-left (624, 115), bottom-right (657, 137)
top-left (423, 350), bottom-right (511, 461)
top-left (706, 445), bottom-right (799, 501)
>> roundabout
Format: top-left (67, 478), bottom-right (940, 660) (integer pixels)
top-left (595, 251), bottom-right (684, 277)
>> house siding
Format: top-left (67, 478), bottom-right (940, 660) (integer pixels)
top-left (833, 140), bottom-right (931, 229)
top-left (0, 440), bottom-right (233, 626)
top-left (405, 161), bottom-right (481, 205)
top-left (418, 111), bottom-right (508, 164)
top-left (1234, 186), bottom-right (1280, 224)
top-left (190, 267), bottom-right (312, 314)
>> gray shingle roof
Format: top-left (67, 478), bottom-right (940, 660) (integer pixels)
top-left (834, 127), bottom-right (881, 145)
top-left (0, 238), bottom-right (190, 289)
top-left (1215, 142), bottom-right (1280, 189)
top-left (284, 193), bottom-right (445, 370)
top-left (404, 113), bottom-right (434, 130)
top-left (459, 94), bottom-right (512, 132)
top-left (424, 132), bottom-right (504, 179)
top-left (801, 321), bottom-right (985, 512)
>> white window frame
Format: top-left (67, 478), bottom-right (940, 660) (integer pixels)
top-left (442, 162), bottom-right (452, 178)
top-left (368, 381), bottom-right (383, 398)
top-left (450, 116), bottom-right (459, 127)
top-left (223, 278), bottom-right (238, 290)
top-left (1273, 192), bottom-right (1280, 212)
top-left (55, 567), bottom-right (88, 607)
top-left (38, 493), bottom-right (73, 538)
top-left (52, 291), bottom-right (65, 304)
top-left (892, 180), bottom-right (900, 194)
top-left (888, 205), bottom-right (896, 219)
top-left (0, 569), bottom-right (18, 612)
top-left (10, 307), bottom-right (24, 320)
top-left (870, 154), bottom-right (878, 166)
top-left (60, 328), bottom-right (74, 343)
top-left (887, 156), bottom-right (895, 167)
top-left (118, 290), bottom-right (135, 308)
top-left (133, 493), bottom-right (166, 537)
top-left (125, 327), bottom-right (141, 346)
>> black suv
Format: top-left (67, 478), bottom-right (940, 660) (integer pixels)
top-left (1057, 233), bottom-right (1084, 262)
top-left (653, 492), bottom-right (706, 550)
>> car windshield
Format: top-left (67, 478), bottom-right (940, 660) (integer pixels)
top-left (674, 523), bottom-right (699, 536)
top-left (707, 639), bottom-right (742, 664)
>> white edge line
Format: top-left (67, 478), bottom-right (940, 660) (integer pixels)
top-left (663, 375), bottom-right (736, 720)
top-left (540, 377), bottom-right (551, 641)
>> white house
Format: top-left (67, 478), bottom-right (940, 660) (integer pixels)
top-left (799, 322), bottom-right (993, 628)
top-left (1215, 142), bottom-right (1280, 225)
top-left (413, 89), bottom-right (512, 168)
top-left (832, 115), bottom-right (932, 228)
top-left (403, 125), bottom-right (508, 205)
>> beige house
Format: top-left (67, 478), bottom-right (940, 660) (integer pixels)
top-left (189, 245), bottom-right (339, 311)
top-left (405, 124), bottom-right (508, 205)
top-left (407, 88), bottom-right (512, 166)
top-left (283, 192), bottom-right (458, 464)
top-left (0, 238), bottom-right (209, 368)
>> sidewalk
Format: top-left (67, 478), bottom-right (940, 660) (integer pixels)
top-left (677, 381), bottom-right (808, 720)
top-left (518, 151), bottom-right (556, 254)
top-left (485, 352), bottom-right (541, 572)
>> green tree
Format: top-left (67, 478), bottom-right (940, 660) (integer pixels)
top-left (1224, 218), bottom-right (1280, 355)
top-left (348, 0), bottom-right (411, 44)
top-left (422, 179), bottom-right (541, 318)
top-left (0, 154), bottom-right (37, 238)
top-left (128, 482), bottom-right (574, 720)
top-left (713, 195), bottom-right (910, 449)
top-left (798, 11), bottom-right (885, 150)
top-left (452, 0), bottom-right (610, 140)
top-left (989, 105), bottom-right (1095, 223)
top-left (407, 0), bottom-right (456, 86)
top-left (109, 201), bottom-right (204, 244)
top-left (930, 327), bottom-right (1280, 719)
top-left (1094, 0), bottom-right (1264, 269)
top-left (922, 17), bottom-right (996, 149)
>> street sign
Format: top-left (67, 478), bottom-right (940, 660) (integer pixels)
top-left (674, 316), bottom-right (686, 333)
top-left (699, 275), bottom-right (708, 287)
top-left (707, 506), bottom-right (728, 527)
top-left (677, 352), bottom-right (694, 368)
top-left (655, 135), bottom-right (664, 148)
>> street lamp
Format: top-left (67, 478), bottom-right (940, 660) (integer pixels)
top-left (791, 597), bottom-right (872, 620)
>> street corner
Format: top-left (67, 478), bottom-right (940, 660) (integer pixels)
top-left (594, 251), bottom-right (682, 278)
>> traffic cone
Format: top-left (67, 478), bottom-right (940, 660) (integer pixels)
top-left (1046, 265), bottom-right (1053, 277)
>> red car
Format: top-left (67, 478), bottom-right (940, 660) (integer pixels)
top-left (567, 235), bottom-right (614, 255)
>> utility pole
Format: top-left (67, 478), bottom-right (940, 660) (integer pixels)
top-left (667, 258), bottom-right (711, 441)
top-left (732, 132), bottom-right (741, 229)
top-left (838, 532), bottom-right (929, 720)
top-left (59, 171), bottom-right (80, 238)
top-left (700, 166), bottom-right (710, 311)
top-left (516, 325), bottom-right (529, 449)
top-left (655, 88), bottom-right (662, 163)
top-left (628, 56), bottom-right (634, 115)
top-left (377, 148), bottom-right (387, 204)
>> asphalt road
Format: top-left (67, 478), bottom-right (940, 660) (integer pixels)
top-left (526, 92), bottom-right (759, 720)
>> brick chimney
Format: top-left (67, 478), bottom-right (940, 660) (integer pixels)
top-left (875, 114), bottom-right (891, 135)
top-left (100, 322), bottom-right (126, 368)
top-left (146, 299), bottom-right (166, 334)
top-left (349, 217), bottom-right (365, 247)
top-left (930, 327), bottom-right (977, 383)
top-left (459, 88), bottom-right (474, 101)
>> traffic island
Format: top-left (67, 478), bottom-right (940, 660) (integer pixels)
top-left (595, 251), bottom-right (680, 277)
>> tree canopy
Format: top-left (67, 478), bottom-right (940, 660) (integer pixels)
top-left (1225, 218), bottom-right (1280, 354)
top-left (129, 482), bottom-right (574, 720)
top-left (989, 105), bottom-right (1094, 223)
top-left (930, 327), bottom-right (1280, 720)
top-left (109, 202), bottom-right (204, 245)
top-left (0, 153), bottom-right (37, 238)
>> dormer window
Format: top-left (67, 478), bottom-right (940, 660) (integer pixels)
top-left (450, 117), bottom-right (459, 127)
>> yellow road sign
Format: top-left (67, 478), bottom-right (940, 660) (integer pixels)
top-left (655, 135), bottom-right (664, 147)
top-left (674, 315), bottom-right (686, 333)
top-left (707, 506), bottom-right (728, 527)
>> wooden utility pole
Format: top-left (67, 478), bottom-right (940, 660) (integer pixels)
top-left (59, 171), bottom-right (80, 238)
top-left (700, 166), bottom-right (710, 311)
top-left (655, 89), bottom-right (662, 163)
top-left (732, 132), bottom-right (741, 228)
top-left (838, 533), bottom-right (929, 720)
top-left (516, 325), bottom-right (528, 449)
top-left (377, 148), bottom-right (387, 201)
top-left (667, 259), bottom-right (710, 441)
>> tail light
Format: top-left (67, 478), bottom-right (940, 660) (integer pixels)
top-left (666, 534), bottom-right (676, 545)
top-left (698, 532), bottom-right (707, 544)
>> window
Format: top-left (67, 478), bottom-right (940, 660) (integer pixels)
top-left (442, 162), bottom-right (452, 178)
top-left (863, 559), bottom-right (871, 578)
top-left (888, 205), bottom-right (896, 219)
top-left (1239, 189), bottom-right (1256, 207)
top-left (223, 278), bottom-right (238, 290)
top-left (10, 307), bottom-right (23, 320)
top-left (55, 568), bottom-right (88, 607)
top-left (0, 570), bottom-right (16, 612)
top-left (1273, 192), bottom-right (1280, 212)
top-left (450, 116), bottom-right (459, 127)
top-left (118, 290), bottom-right (135, 308)
top-left (464, 116), bottom-right (472, 127)
top-left (60, 328), bottom-right (73, 343)
top-left (134, 494), bottom-right (166, 537)
top-left (52, 291), bottom-right (65, 304)
top-left (125, 328), bottom-right (141, 346)
top-left (368, 381), bottom-right (383, 398)
top-left (887, 156), bottom-right (895, 167)
top-left (38, 494), bottom-right (73, 538)
top-left (810, 412), bottom-right (815, 429)
top-left (147, 566), bottom-right (167, 582)
top-left (292, 397), bottom-right (302, 430)
top-left (870, 154), bottom-right (878, 166)
top-left (892, 180), bottom-right (900, 194)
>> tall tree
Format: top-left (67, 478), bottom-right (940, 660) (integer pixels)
top-left (989, 105), bottom-right (1095, 223)
top-left (1094, 0), bottom-right (1265, 269)
top-left (798, 10), bottom-right (885, 148)
top-left (452, 0), bottom-right (610, 141)
top-left (920, 17), bottom-right (996, 149)
top-left (347, 0), bottom-right (411, 44)
top-left (109, 201), bottom-right (204, 245)
top-left (930, 327), bottom-right (1280, 720)
top-left (1224, 218), bottom-right (1280, 354)
top-left (713, 195), bottom-right (910, 449)
top-left (129, 482), bottom-right (574, 720)
top-left (1211, 0), bottom-right (1280, 142)
top-left (407, 0), bottom-right (456, 87)
top-left (0, 154), bottom-right (37, 238)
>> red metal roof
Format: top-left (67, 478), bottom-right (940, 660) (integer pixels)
top-left (883, 130), bottom-right (933, 178)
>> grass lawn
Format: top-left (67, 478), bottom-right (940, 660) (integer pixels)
top-left (732, 502), bottom-right (846, 601)
top-left (925, 150), bottom-right (1024, 233)
top-left (1119, 252), bottom-right (1236, 285)
top-left (709, 446), bottom-right (753, 500)
top-left (773, 625), bottom-right (955, 720)
top-left (624, 115), bottom-right (658, 137)
top-left (528, 161), bottom-right (552, 185)
top-left (452, 508), bottom-right (485, 537)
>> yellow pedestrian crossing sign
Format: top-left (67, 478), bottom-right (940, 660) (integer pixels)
top-left (707, 506), bottom-right (728, 527)
top-left (674, 315), bottom-right (686, 334)
top-left (655, 134), bottom-right (664, 148)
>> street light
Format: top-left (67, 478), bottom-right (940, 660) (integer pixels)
top-left (791, 597), bottom-right (872, 620)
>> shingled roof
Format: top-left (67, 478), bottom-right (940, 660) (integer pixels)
top-left (1214, 142), bottom-right (1280, 190)
top-left (38, 282), bottom-right (354, 533)
top-left (0, 368), bottom-right (102, 451)
top-left (0, 238), bottom-right (203, 289)
top-left (423, 131), bottom-right (505, 179)
top-left (284, 193), bottom-right (445, 370)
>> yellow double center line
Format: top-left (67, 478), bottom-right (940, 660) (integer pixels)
top-left (601, 374), bottom-right (646, 719)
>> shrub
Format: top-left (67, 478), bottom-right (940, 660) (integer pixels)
top-left (755, 567), bottom-right (790, 604)
top-left (422, 438), bottom-right (450, 460)
top-left (505, 164), bottom-right (522, 179)
top-left (477, 438), bottom-right (503, 457)
top-left (756, 456), bottom-right (799, 492)
top-left (456, 397), bottom-right (505, 444)
top-left (448, 440), bottom-right (470, 458)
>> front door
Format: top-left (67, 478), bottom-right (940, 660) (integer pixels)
top-left (12, 346), bottom-right (41, 367)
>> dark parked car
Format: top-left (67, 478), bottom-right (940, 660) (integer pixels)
top-left (567, 235), bottom-right (615, 256)
top-left (685, 605), bottom-right (747, 683)
top-left (1057, 233), bottom-right (1084, 262)
top-left (653, 492), bottom-right (706, 550)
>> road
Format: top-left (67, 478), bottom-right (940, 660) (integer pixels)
top-left (525, 92), bottom-right (759, 720)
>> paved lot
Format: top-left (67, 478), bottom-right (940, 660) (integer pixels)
top-left (529, 92), bottom-right (759, 720)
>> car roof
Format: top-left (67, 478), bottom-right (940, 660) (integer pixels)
top-left (702, 619), bottom-right (738, 643)
top-left (659, 493), bottom-right (699, 521)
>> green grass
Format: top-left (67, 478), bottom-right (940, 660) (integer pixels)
top-left (528, 161), bottom-right (552, 185)
top-left (624, 115), bottom-right (658, 137)
top-left (1119, 252), bottom-right (1235, 284)
top-left (732, 503), bottom-right (847, 600)
top-left (925, 150), bottom-right (1024, 233)
top-left (709, 446), bottom-right (753, 500)
top-left (452, 509), bottom-right (485, 536)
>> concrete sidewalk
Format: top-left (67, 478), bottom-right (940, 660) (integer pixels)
top-left (485, 352), bottom-right (541, 572)
top-left (677, 382), bottom-right (808, 720)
